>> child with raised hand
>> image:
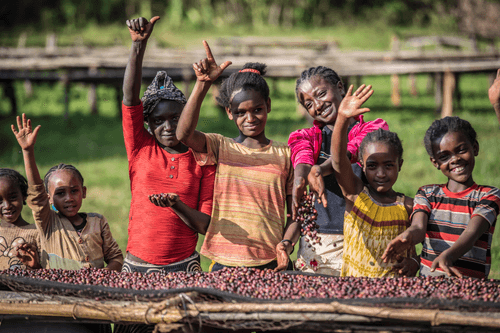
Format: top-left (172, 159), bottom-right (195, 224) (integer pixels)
top-left (288, 66), bottom-right (389, 275)
top-left (176, 41), bottom-right (297, 272)
top-left (331, 85), bottom-right (417, 277)
top-left (12, 114), bottom-right (123, 271)
top-left (382, 116), bottom-right (500, 278)
top-left (0, 168), bottom-right (41, 270)
top-left (121, 17), bottom-right (215, 274)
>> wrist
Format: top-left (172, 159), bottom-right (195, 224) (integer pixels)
top-left (281, 239), bottom-right (294, 255)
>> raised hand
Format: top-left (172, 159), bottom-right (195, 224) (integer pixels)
top-left (381, 230), bottom-right (414, 263)
top-left (14, 243), bottom-right (41, 269)
top-left (126, 16), bottom-right (160, 42)
top-left (431, 251), bottom-right (463, 278)
top-left (489, 69), bottom-right (500, 106)
top-left (11, 113), bottom-right (41, 151)
top-left (149, 193), bottom-right (179, 207)
top-left (338, 84), bottom-right (374, 119)
top-left (192, 41), bottom-right (232, 83)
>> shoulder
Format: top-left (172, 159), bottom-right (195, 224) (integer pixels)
top-left (288, 127), bottom-right (316, 145)
top-left (416, 184), bottom-right (444, 195)
top-left (86, 212), bottom-right (106, 221)
top-left (403, 196), bottom-right (414, 216)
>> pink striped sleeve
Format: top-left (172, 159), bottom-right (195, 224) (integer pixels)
top-left (347, 117), bottom-right (389, 163)
top-left (288, 128), bottom-right (316, 168)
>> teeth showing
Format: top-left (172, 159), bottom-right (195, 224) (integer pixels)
top-left (453, 166), bottom-right (465, 173)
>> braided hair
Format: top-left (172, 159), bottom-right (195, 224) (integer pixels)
top-left (0, 168), bottom-right (28, 202)
top-left (295, 66), bottom-right (344, 102)
top-left (216, 63), bottom-right (269, 108)
top-left (423, 116), bottom-right (477, 157)
top-left (359, 129), bottom-right (404, 162)
top-left (43, 163), bottom-right (84, 193)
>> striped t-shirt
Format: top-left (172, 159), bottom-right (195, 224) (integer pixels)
top-left (193, 133), bottom-right (293, 267)
top-left (412, 183), bottom-right (500, 278)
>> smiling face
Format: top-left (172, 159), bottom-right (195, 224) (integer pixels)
top-left (430, 131), bottom-right (478, 192)
top-left (297, 75), bottom-right (345, 125)
top-left (226, 89), bottom-right (270, 138)
top-left (47, 170), bottom-right (86, 220)
top-left (147, 100), bottom-right (184, 149)
top-left (0, 178), bottom-right (25, 226)
top-left (361, 142), bottom-right (402, 194)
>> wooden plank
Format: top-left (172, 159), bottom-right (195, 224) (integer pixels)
top-left (441, 71), bottom-right (456, 118)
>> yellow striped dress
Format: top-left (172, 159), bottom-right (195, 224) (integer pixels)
top-left (341, 187), bottom-right (410, 277)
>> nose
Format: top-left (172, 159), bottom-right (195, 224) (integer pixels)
top-left (164, 121), bottom-right (174, 131)
top-left (376, 166), bottom-right (386, 178)
top-left (313, 99), bottom-right (324, 113)
top-left (246, 112), bottom-right (256, 122)
top-left (1, 200), bottom-right (12, 209)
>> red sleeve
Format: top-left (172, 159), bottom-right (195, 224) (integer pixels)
top-left (288, 127), bottom-right (316, 168)
top-left (347, 117), bottom-right (389, 163)
top-left (197, 164), bottom-right (216, 216)
top-left (122, 102), bottom-right (151, 160)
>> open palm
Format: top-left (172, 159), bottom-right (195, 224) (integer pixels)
top-left (338, 84), bottom-right (374, 119)
top-left (11, 113), bottom-right (40, 151)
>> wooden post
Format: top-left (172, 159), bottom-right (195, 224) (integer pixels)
top-left (3, 80), bottom-right (17, 116)
top-left (61, 73), bottom-right (70, 120)
top-left (88, 83), bottom-right (98, 115)
top-left (24, 79), bottom-right (33, 98)
top-left (426, 74), bottom-right (434, 95)
top-left (354, 76), bottom-right (362, 88)
top-left (409, 73), bottom-right (418, 97)
top-left (391, 74), bottom-right (400, 107)
top-left (434, 72), bottom-right (443, 114)
top-left (441, 71), bottom-right (455, 118)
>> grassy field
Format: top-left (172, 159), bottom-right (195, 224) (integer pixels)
top-left (1, 72), bottom-right (499, 276)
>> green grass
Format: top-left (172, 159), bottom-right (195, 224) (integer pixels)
top-left (1, 72), bottom-right (500, 276)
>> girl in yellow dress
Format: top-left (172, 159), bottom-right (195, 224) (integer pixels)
top-left (330, 84), bottom-right (418, 277)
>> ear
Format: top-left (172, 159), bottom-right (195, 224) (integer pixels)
top-left (430, 157), bottom-right (439, 170)
top-left (473, 141), bottom-right (479, 156)
top-left (266, 98), bottom-right (271, 113)
top-left (398, 158), bottom-right (404, 172)
top-left (225, 107), bottom-right (233, 120)
top-left (82, 186), bottom-right (87, 199)
top-left (23, 195), bottom-right (27, 206)
top-left (337, 81), bottom-right (345, 97)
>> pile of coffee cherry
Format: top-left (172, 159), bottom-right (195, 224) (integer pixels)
top-left (295, 192), bottom-right (321, 248)
top-left (3, 267), bottom-right (500, 303)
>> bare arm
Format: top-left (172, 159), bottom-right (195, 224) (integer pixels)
top-left (176, 41), bottom-right (231, 153)
top-left (11, 114), bottom-right (42, 185)
top-left (275, 195), bottom-right (300, 272)
top-left (291, 163), bottom-right (311, 220)
top-left (103, 260), bottom-right (123, 272)
top-left (122, 16), bottom-right (160, 106)
top-left (149, 193), bottom-right (210, 234)
top-left (488, 69), bottom-right (500, 128)
top-left (430, 216), bottom-right (490, 278)
top-left (331, 85), bottom-right (373, 209)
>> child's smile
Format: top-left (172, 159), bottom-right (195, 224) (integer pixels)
top-left (362, 142), bottom-right (402, 198)
top-left (0, 178), bottom-right (25, 226)
top-left (297, 76), bottom-right (344, 125)
top-left (48, 170), bottom-right (86, 223)
top-left (227, 89), bottom-right (270, 139)
top-left (431, 131), bottom-right (478, 192)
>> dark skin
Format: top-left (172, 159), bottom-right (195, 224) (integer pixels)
top-left (382, 132), bottom-right (488, 278)
top-left (488, 68), bottom-right (500, 129)
top-left (331, 85), bottom-right (417, 276)
top-left (123, 17), bottom-right (213, 260)
top-left (13, 242), bottom-right (41, 269)
top-left (176, 41), bottom-right (298, 271)
top-left (12, 114), bottom-right (122, 272)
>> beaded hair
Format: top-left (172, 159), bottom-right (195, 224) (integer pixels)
top-left (359, 129), bottom-right (404, 162)
top-left (43, 163), bottom-right (84, 193)
top-left (295, 66), bottom-right (344, 102)
top-left (0, 168), bottom-right (28, 201)
top-left (216, 62), bottom-right (269, 108)
top-left (423, 116), bottom-right (477, 157)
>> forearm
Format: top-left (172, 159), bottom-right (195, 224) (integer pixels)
top-left (123, 40), bottom-right (148, 106)
top-left (295, 164), bottom-right (311, 184)
top-left (22, 148), bottom-right (42, 185)
top-left (493, 103), bottom-right (500, 125)
top-left (318, 158), bottom-right (334, 177)
top-left (176, 80), bottom-right (211, 144)
top-left (441, 218), bottom-right (490, 263)
top-left (170, 199), bottom-right (211, 235)
top-left (331, 115), bottom-right (351, 171)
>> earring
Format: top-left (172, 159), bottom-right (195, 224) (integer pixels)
top-left (51, 204), bottom-right (58, 212)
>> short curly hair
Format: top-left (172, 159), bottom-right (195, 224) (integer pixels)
top-left (423, 117), bottom-right (477, 157)
top-left (359, 129), bottom-right (404, 162)
top-left (0, 168), bottom-right (28, 201)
